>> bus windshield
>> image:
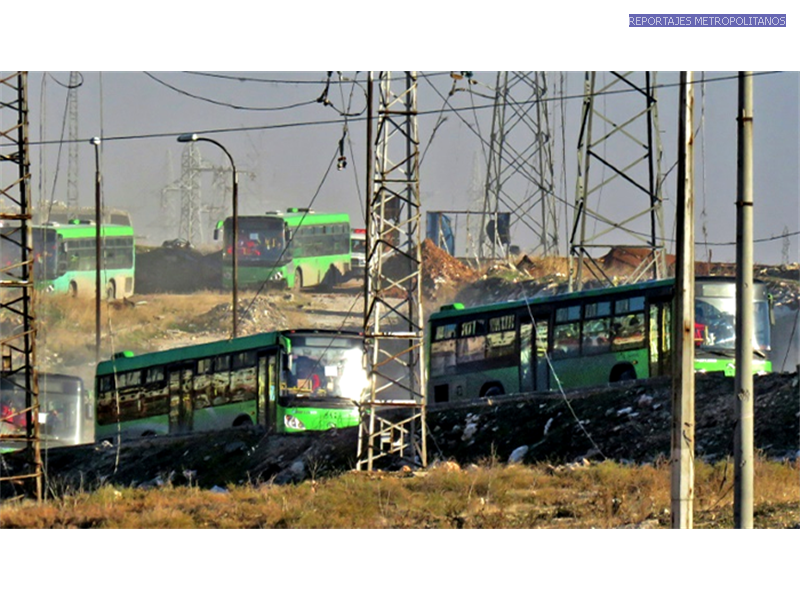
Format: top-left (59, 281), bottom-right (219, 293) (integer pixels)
top-left (695, 297), bottom-right (771, 352)
top-left (0, 227), bottom-right (58, 281)
top-left (283, 335), bottom-right (367, 401)
top-left (1, 374), bottom-right (85, 445)
top-left (226, 220), bottom-right (286, 264)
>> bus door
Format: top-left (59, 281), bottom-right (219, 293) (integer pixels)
top-left (257, 353), bottom-right (278, 431)
top-left (648, 298), bottom-right (672, 377)
top-left (520, 314), bottom-right (550, 393)
top-left (168, 366), bottom-right (194, 434)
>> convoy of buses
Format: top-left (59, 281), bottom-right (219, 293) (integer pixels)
top-left (0, 208), bottom-right (777, 452)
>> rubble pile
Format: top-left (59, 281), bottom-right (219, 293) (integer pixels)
top-left (188, 297), bottom-right (290, 336)
top-left (420, 239), bottom-right (481, 302)
top-left (135, 245), bottom-right (222, 294)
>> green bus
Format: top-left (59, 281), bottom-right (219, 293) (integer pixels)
top-left (0, 220), bottom-right (135, 299)
top-left (94, 329), bottom-right (367, 441)
top-left (427, 276), bottom-right (773, 404)
top-left (1, 373), bottom-right (93, 453)
top-left (214, 209), bottom-right (351, 291)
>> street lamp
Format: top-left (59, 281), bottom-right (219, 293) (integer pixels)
top-left (177, 133), bottom-right (239, 338)
top-left (90, 136), bottom-right (102, 362)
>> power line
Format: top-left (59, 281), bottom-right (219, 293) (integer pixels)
top-left (19, 70), bottom-right (784, 149)
top-left (143, 72), bottom-right (320, 111)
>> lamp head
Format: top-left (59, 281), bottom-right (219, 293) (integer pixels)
top-left (177, 133), bottom-right (198, 143)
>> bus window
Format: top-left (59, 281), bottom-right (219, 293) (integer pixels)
top-left (553, 322), bottom-right (580, 357)
top-left (430, 324), bottom-right (457, 377)
top-left (583, 317), bottom-right (611, 355)
top-left (458, 336), bottom-right (486, 364)
top-left (611, 313), bottom-right (645, 350)
top-left (486, 314), bottom-right (516, 360)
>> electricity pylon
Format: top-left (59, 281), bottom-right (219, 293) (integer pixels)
top-left (0, 71), bottom-right (41, 500)
top-left (474, 71), bottom-right (558, 262)
top-left (570, 71), bottom-right (666, 290)
top-left (357, 71), bottom-right (427, 471)
top-left (161, 143), bottom-right (240, 246)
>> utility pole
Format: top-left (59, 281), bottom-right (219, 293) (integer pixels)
top-left (66, 71), bottom-right (80, 218)
top-left (734, 71), bottom-right (754, 529)
top-left (91, 137), bottom-right (102, 363)
top-left (671, 71), bottom-right (695, 529)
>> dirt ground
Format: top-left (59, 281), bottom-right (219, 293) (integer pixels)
top-left (1, 245), bottom-right (798, 496)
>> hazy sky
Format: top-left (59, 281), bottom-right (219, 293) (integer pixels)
top-left (18, 69), bottom-right (797, 266)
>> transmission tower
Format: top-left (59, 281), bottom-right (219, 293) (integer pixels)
top-left (161, 143), bottom-right (240, 245)
top-left (357, 71), bottom-right (427, 471)
top-left (0, 72), bottom-right (42, 500)
top-left (66, 71), bottom-right (80, 218)
top-left (179, 142), bottom-right (202, 243)
top-left (570, 71), bottom-right (666, 290)
top-left (473, 71), bottom-right (558, 262)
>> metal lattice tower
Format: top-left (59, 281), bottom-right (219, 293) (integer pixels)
top-left (357, 71), bottom-right (427, 471)
top-left (161, 143), bottom-right (237, 245)
top-left (570, 71), bottom-right (666, 290)
top-left (66, 71), bottom-right (80, 218)
top-left (179, 142), bottom-right (202, 243)
top-left (473, 71), bottom-right (558, 262)
top-left (0, 72), bottom-right (41, 500)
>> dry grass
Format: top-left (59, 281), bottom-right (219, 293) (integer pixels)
top-left (33, 291), bottom-right (279, 383)
top-left (2, 458), bottom-right (797, 529)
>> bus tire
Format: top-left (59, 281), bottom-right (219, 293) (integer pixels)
top-left (610, 364), bottom-right (637, 383)
top-left (321, 265), bottom-right (342, 290)
top-left (106, 280), bottom-right (117, 301)
top-left (233, 415), bottom-right (253, 427)
top-left (293, 269), bottom-right (303, 292)
top-left (480, 383), bottom-right (504, 398)
top-left (69, 281), bottom-right (78, 297)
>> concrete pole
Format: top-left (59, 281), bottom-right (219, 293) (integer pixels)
top-left (734, 71), bottom-right (755, 529)
top-left (671, 71), bottom-right (695, 529)
top-left (91, 137), bottom-right (102, 364)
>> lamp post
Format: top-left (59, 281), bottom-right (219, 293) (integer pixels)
top-left (90, 136), bottom-right (102, 363)
top-left (177, 133), bottom-right (239, 338)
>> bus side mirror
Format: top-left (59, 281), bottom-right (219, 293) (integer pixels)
top-left (213, 228), bottom-right (220, 241)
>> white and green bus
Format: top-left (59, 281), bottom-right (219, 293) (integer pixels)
top-left (427, 276), bottom-right (773, 404)
top-left (1, 373), bottom-right (93, 453)
top-left (214, 209), bottom-right (351, 291)
top-left (95, 329), bottom-right (367, 441)
top-left (0, 220), bottom-right (135, 299)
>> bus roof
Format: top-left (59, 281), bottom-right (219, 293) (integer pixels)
top-left (96, 329), bottom-right (362, 376)
top-left (225, 211), bottom-right (350, 228)
top-left (430, 275), bottom-right (769, 322)
top-left (39, 222), bottom-right (134, 239)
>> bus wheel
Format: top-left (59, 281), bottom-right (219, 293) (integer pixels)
top-left (321, 266), bottom-right (341, 291)
top-left (106, 281), bottom-right (117, 300)
top-left (69, 281), bottom-right (78, 297)
top-left (481, 383), bottom-right (504, 398)
top-left (293, 269), bottom-right (303, 292)
top-left (233, 415), bottom-right (253, 427)
top-left (611, 365), bottom-right (637, 383)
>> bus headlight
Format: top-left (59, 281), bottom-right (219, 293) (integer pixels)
top-left (339, 349), bottom-right (368, 400)
top-left (284, 415), bottom-right (306, 431)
